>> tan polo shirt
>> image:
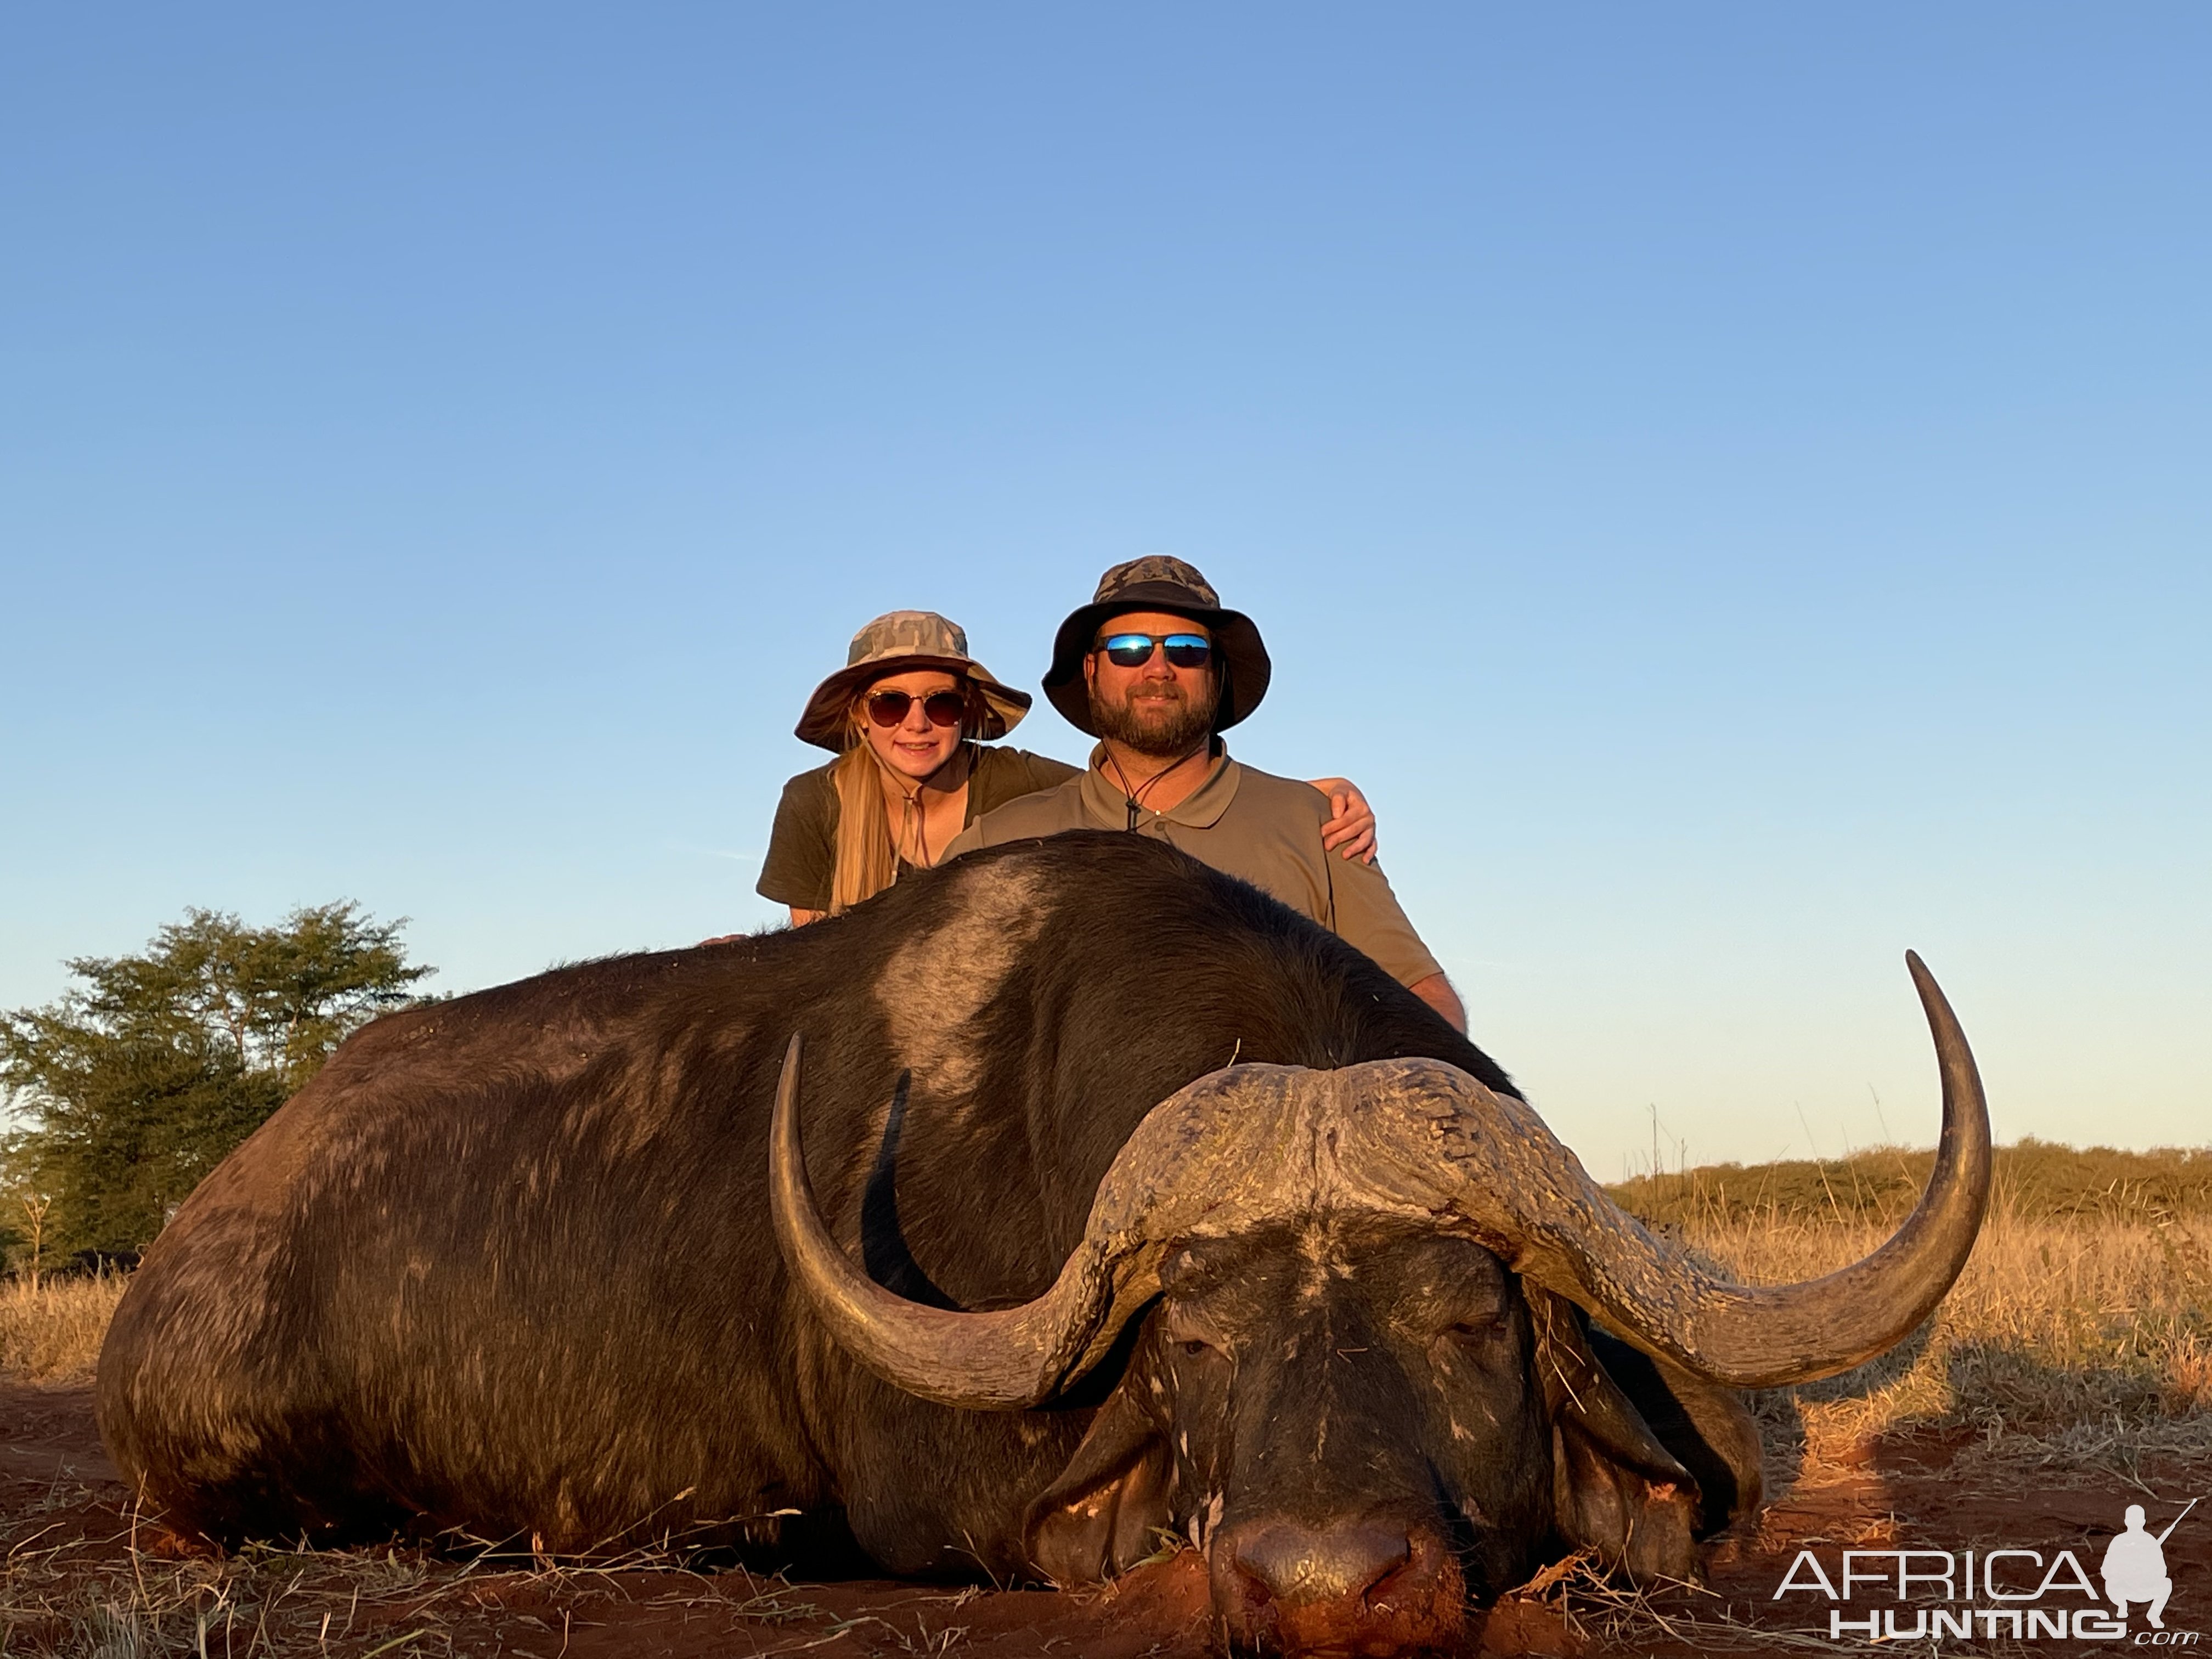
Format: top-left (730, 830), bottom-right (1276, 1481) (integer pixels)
top-left (941, 746), bottom-right (1444, 990)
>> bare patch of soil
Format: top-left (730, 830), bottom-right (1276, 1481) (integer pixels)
top-left (2, 1381), bottom-right (2204, 1656)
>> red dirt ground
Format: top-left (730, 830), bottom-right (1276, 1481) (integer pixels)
top-left (3, 1380), bottom-right (2204, 1657)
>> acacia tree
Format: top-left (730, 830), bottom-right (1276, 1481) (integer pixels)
top-left (0, 904), bottom-right (432, 1254)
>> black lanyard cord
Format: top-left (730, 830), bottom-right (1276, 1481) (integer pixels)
top-left (1108, 742), bottom-right (1211, 832)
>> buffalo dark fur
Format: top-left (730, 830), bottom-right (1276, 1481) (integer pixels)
top-left (99, 834), bottom-right (1757, 1607)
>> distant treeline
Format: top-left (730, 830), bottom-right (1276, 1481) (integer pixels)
top-left (1609, 1137), bottom-right (2212, 1230)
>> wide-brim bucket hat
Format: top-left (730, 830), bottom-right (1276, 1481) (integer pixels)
top-left (796, 611), bottom-right (1031, 752)
top-left (1042, 557), bottom-right (1272, 736)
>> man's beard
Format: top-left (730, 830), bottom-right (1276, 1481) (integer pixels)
top-left (1091, 678), bottom-right (1219, 757)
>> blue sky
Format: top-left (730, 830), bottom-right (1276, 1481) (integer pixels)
top-left (3, 5), bottom-right (2205, 1174)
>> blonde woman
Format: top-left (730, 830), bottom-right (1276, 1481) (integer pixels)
top-left (756, 611), bottom-right (1376, 924)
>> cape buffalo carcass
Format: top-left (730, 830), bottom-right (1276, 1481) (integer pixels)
top-left (99, 833), bottom-right (1990, 1656)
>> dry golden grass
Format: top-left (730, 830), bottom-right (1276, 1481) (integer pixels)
top-left (0, 1277), bottom-right (127, 1381)
top-left (1688, 1210), bottom-right (2212, 1487)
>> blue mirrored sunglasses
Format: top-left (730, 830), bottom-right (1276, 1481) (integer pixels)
top-left (1097, 632), bottom-right (1212, 669)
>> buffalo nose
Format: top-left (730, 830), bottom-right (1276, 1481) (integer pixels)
top-left (1228, 1520), bottom-right (1412, 1607)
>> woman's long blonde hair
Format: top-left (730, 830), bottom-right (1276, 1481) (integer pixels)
top-left (826, 681), bottom-right (979, 915)
top-left (827, 742), bottom-right (897, 916)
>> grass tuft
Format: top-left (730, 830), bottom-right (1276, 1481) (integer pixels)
top-left (0, 1276), bottom-right (128, 1381)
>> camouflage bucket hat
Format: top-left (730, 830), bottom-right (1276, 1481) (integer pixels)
top-left (1042, 557), bottom-right (1272, 736)
top-left (796, 611), bottom-right (1032, 752)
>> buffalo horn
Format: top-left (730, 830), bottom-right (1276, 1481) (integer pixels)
top-left (1413, 951), bottom-right (1990, 1387)
top-left (770, 1035), bottom-right (1131, 1408)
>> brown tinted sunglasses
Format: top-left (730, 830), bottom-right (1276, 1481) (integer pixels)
top-left (866, 689), bottom-right (967, 729)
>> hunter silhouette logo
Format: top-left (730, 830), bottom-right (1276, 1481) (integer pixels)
top-left (2106, 1499), bottom-right (2193, 1629)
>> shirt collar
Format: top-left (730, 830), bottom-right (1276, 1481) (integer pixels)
top-left (1081, 742), bottom-right (1243, 831)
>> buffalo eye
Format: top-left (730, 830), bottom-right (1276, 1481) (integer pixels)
top-left (1163, 1323), bottom-right (1227, 1367)
top-left (1446, 1317), bottom-right (1509, 1342)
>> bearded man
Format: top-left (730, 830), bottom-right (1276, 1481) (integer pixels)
top-left (944, 557), bottom-right (1466, 1030)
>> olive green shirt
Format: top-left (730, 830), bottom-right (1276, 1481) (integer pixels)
top-left (941, 745), bottom-right (1445, 990)
top-left (758, 745), bottom-right (1079, 912)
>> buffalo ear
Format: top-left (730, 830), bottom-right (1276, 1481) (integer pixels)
top-left (1528, 1289), bottom-right (1702, 1583)
top-left (1585, 1325), bottom-right (1764, 1536)
top-left (1549, 1420), bottom-right (1701, 1584)
top-left (1022, 1376), bottom-right (1173, 1587)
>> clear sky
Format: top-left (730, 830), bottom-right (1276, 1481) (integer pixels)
top-left (3, 5), bottom-right (2205, 1176)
